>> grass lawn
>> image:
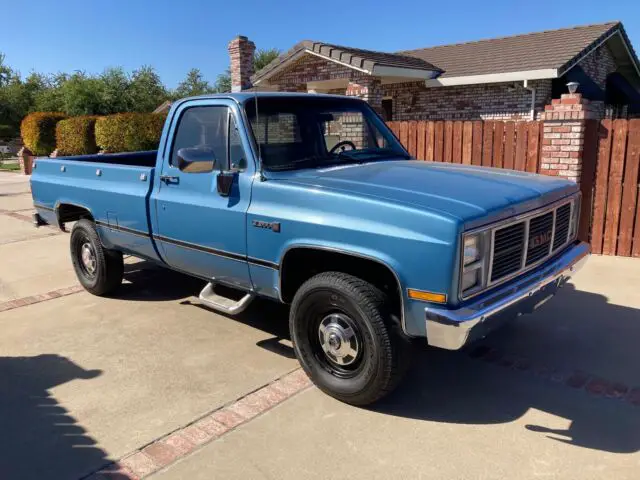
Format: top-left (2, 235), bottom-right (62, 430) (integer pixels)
top-left (0, 162), bottom-right (21, 171)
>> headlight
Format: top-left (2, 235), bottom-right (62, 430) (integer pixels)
top-left (464, 235), bottom-right (481, 266)
top-left (461, 270), bottom-right (479, 291)
top-left (460, 231), bottom-right (489, 297)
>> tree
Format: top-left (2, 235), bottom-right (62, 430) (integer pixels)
top-left (212, 69), bottom-right (231, 93)
top-left (254, 48), bottom-right (280, 71)
top-left (58, 72), bottom-right (105, 116)
top-left (129, 66), bottom-right (168, 112)
top-left (0, 53), bottom-right (13, 87)
top-left (174, 68), bottom-right (213, 98)
top-left (100, 67), bottom-right (131, 113)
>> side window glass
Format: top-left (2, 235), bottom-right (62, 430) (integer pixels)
top-left (171, 106), bottom-right (229, 173)
top-left (229, 115), bottom-right (247, 170)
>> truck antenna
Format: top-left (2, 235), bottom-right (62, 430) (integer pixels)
top-left (253, 89), bottom-right (265, 181)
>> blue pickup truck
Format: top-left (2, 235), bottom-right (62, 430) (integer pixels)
top-left (31, 93), bottom-right (589, 405)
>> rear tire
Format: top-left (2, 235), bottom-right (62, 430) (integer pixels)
top-left (289, 272), bottom-right (412, 406)
top-left (70, 219), bottom-right (123, 296)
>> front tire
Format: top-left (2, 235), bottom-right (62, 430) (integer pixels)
top-left (289, 272), bottom-right (411, 406)
top-left (70, 219), bottom-right (123, 296)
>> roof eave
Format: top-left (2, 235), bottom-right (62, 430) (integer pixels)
top-left (424, 69), bottom-right (559, 87)
top-left (253, 48), bottom-right (440, 86)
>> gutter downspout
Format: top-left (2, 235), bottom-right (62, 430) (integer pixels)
top-left (523, 80), bottom-right (536, 120)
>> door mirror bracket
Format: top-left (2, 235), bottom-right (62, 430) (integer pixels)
top-left (216, 171), bottom-right (237, 197)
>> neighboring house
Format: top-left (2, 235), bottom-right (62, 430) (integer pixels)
top-left (226, 22), bottom-right (640, 121)
top-left (0, 138), bottom-right (23, 155)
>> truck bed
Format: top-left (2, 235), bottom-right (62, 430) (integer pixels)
top-left (31, 151), bottom-right (161, 261)
top-left (49, 150), bottom-right (158, 167)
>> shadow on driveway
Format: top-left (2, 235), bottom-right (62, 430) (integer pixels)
top-left (372, 283), bottom-right (640, 454)
top-left (108, 265), bottom-right (640, 456)
top-left (0, 355), bottom-right (122, 479)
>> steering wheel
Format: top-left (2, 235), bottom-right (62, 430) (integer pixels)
top-left (329, 140), bottom-right (357, 155)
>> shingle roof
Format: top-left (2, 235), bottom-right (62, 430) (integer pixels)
top-left (400, 22), bottom-right (622, 78)
top-left (254, 21), bottom-right (638, 84)
top-left (253, 40), bottom-right (442, 83)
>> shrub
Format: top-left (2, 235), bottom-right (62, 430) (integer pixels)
top-left (20, 112), bottom-right (67, 155)
top-left (95, 113), bottom-right (166, 153)
top-left (55, 116), bottom-right (99, 156)
top-left (0, 124), bottom-right (17, 139)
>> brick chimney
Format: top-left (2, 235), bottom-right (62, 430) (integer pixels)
top-left (228, 35), bottom-right (255, 92)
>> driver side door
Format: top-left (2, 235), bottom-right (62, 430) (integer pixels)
top-left (152, 99), bottom-right (254, 288)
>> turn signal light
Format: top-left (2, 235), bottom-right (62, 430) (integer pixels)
top-left (407, 289), bottom-right (447, 304)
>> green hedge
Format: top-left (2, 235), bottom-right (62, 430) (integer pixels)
top-left (55, 116), bottom-right (99, 156)
top-left (21, 112), bottom-right (67, 155)
top-left (95, 113), bottom-right (166, 153)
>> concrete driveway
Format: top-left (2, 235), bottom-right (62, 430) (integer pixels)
top-left (1, 171), bottom-right (639, 480)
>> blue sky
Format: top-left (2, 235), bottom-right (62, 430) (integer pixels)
top-left (3, 0), bottom-right (638, 88)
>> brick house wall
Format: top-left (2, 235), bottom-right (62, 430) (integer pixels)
top-left (269, 54), bottom-right (369, 91)
top-left (579, 43), bottom-right (617, 90)
top-left (263, 43), bottom-right (620, 122)
top-left (575, 43), bottom-right (618, 116)
top-left (382, 80), bottom-right (552, 121)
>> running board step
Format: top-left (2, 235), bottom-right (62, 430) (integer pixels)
top-left (198, 282), bottom-right (254, 315)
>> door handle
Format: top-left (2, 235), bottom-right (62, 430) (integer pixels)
top-left (159, 174), bottom-right (179, 184)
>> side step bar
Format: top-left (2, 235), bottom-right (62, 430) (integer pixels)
top-left (198, 282), bottom-right (255, 315)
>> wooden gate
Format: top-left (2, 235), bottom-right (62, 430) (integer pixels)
top-left (589, 119), bottom-right (640, 257)
top-left (387, 120), bottom-right (543, 172)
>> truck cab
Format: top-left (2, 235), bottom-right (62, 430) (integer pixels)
top-left (31, 93), bottom-right (590, 405)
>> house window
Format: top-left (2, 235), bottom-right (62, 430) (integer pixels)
top-left (381, 99), bottom-right (393, 121)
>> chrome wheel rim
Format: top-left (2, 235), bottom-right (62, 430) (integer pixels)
top-left (318, 313), bottom-right (360, 367)
top-left (80, 242), bottom-right (97, 275)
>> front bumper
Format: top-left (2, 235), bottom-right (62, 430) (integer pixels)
top-left (425, 241), bottom-right (590, 350)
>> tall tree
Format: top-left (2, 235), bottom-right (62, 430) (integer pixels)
top-left (58, 72), bottom-right (105, 116)
top-left (254, 48), bottom-right (280, 71)
top-left (129, 66), bottom-right (168, 112)
top-left (100, 67), bottom-right (131, 113)
top-left (174, 68), bottom-right (213, 98)
top-left (0, 53), bottom-right (13, 87)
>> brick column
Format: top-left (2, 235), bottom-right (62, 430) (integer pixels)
top-left (228, 36), bottom-right (255, 92)
top-left (345, 77), bottom-right (383, 114)
top-left (540, 93), bottom-right (599, 182)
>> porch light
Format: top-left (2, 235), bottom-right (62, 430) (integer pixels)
top-left (566, 82), bottom-right (580, 94)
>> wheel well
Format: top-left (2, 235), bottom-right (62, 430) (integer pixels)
top-left (280, 248), bottom-right (402, 311)
top-left (57, 204), bottom-right (93, 224)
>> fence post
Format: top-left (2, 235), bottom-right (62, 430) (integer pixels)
top-left (540, 93), bottom-right (600, 182)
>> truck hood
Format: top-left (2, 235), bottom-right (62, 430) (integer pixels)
top-left (276, 160), bottom-right (578, 229)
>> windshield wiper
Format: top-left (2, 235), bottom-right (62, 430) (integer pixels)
top-left (336, 148), bottom-right (411, 161)
top-left (267, 155), bottom-right (336, 171)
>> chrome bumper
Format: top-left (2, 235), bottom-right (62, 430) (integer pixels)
top-left (425, 242), bottom-right (590, 350)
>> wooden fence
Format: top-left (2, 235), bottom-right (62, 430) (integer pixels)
top-left (589, 119), bottom-right (640, 257)
top-left (387, 120), bottom-right (543, 172)
top-left (387, 119), bottom-right (640, 258)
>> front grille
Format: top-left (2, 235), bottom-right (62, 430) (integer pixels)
top-left (488, 199), bottom-right (574, 285)
top-left (490, 223), bottom-right (525, 282)
top-left (526, 212), bottom-right (554, 266)
top-left (553, 203), bottom-right (571, 251)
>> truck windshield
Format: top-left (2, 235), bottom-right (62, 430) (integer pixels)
top-left (244, 96), bottom-right (409, 171)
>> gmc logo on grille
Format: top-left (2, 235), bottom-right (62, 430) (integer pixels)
top-left (530, 231), bottom-right (552, 248)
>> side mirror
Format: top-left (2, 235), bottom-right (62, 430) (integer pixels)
top-left (216, 171), bottom-right (236, 197)
top-left (177, 147), bottom-right (216, 173)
